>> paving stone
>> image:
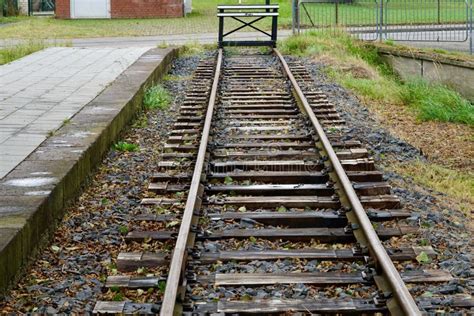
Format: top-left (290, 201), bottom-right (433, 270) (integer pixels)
top-left (0, 47), bottom-right (150, 179)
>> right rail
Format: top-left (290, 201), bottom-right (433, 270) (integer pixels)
top-left (274, 48), bottom-right (421, 316)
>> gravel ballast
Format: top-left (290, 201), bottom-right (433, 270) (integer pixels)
top-left (0, 52), bottom-right (470, 313)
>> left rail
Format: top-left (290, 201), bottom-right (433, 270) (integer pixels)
top-left (159, 49), bottom-right (223, 316)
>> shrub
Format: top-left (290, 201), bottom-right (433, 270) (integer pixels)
top-left (143, 85), bottom-right (171, 110)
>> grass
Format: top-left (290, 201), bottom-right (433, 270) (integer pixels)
top-left (114, 141), bottom-right (139, 152)
top-left (278, 30), bottom-right (474, 126)
top-left (297, 2), bottom-right (467, 27)
top-left (180, 42), bottom-right (216, 56)
top-left (0, 41), bottom-right (46, 65)
top-left (143, 85), bottom-right (171, 110)
top-left (0, 39), bottom-right (73, 65)
top-left (390, 160), bottom-right (473, 213)
top-left (400, 79), bottom-right (474, 125)
top-left (280, 31), bottom-right (473, 206)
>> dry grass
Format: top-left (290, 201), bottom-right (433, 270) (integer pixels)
top-left (388, 160), bottom-right (474, 215)
top-left (364, 92), bottom-right (473, 171)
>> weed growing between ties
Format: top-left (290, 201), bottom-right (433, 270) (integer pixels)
top-left (278, 31), bottom-right (474, 127)
top-left (180, 42), bottom-right (217, 57)
top-left (114, 141), bottom-right (139, 152)
top-left (143, 85), bottom-right (171, 110)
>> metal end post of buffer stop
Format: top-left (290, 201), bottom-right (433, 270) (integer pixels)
top-left (217, 1), bottom-right (279, 48)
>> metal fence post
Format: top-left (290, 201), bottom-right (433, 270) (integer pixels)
top-left (218, 7), bottom-right (224, 48)
top-left (379, 0), bottom-right (384, 41)
top-left (297, 0), bottom-right (301, 35)
top-left (469, 0), bottom-right (473, 54)
top-left (292, 0), bottom-right (297, 34)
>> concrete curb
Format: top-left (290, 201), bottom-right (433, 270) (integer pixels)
top-left (0, 47), bottom-right (179, 295)
top-left (374, 44), bottom-right (474, 69)
top-left (374, 45), bottom-right (474, 101)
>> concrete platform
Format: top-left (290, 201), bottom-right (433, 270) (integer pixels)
top-left (0, 47), bottom-right (153, 178)
top-left (0, 47), bottom-right (178, 294)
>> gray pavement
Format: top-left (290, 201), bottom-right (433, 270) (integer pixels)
top-left (0, 31), bottom-right (293, 49)
top-left (0, 46), bottom-right (151, 179)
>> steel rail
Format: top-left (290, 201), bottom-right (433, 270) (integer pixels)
top-left (274, 48), bottom-right (421, 316)
top-left (160, 49), bottom-right (223, 316)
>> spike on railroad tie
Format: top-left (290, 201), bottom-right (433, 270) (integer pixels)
top-left (366, 210), bottom-right (377, 218)
top-left (186, 272), bottom-right (197, 283)
top-left (373, 295), bottom-right (388, 307)
top-left (337, 209), bottom-right (347, 216)
top-left (362, 268), bottom-right (376, 281)
top-left (191, 249), bottom-right (201, 259)
top-left (364, 256), bottom-right (373, 265)
top-left (352, 244), bottom-right (368, 255)
top-left (351, 223), bottom-right (360, 230)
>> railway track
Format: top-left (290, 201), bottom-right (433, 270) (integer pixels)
top-left (93, 49), bottom-right (471, 315)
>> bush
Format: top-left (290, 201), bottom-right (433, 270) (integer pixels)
top-left (400, 79), bottom-right (474, 126)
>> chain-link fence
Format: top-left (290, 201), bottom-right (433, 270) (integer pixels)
top-left (292, 0), bottom-right (473, 54)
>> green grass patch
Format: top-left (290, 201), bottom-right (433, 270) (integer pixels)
top-left (157, 42), bottom-right (169, 49)
top-left (400, 79), bottom-right (474, 125)
top-left (340, 76), bottom-right (401, 103)
top-left (0, 41), bottom-right (46, 65)
top-left (143, 85), bottom-right (171, 110)
top-left (114, 141), bottom-right (139, 152)
top-left (180, 42), bottom-right (216, 56)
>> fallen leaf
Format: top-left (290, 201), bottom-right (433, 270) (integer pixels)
top-left (416, 251), bottom-right (431, 264)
